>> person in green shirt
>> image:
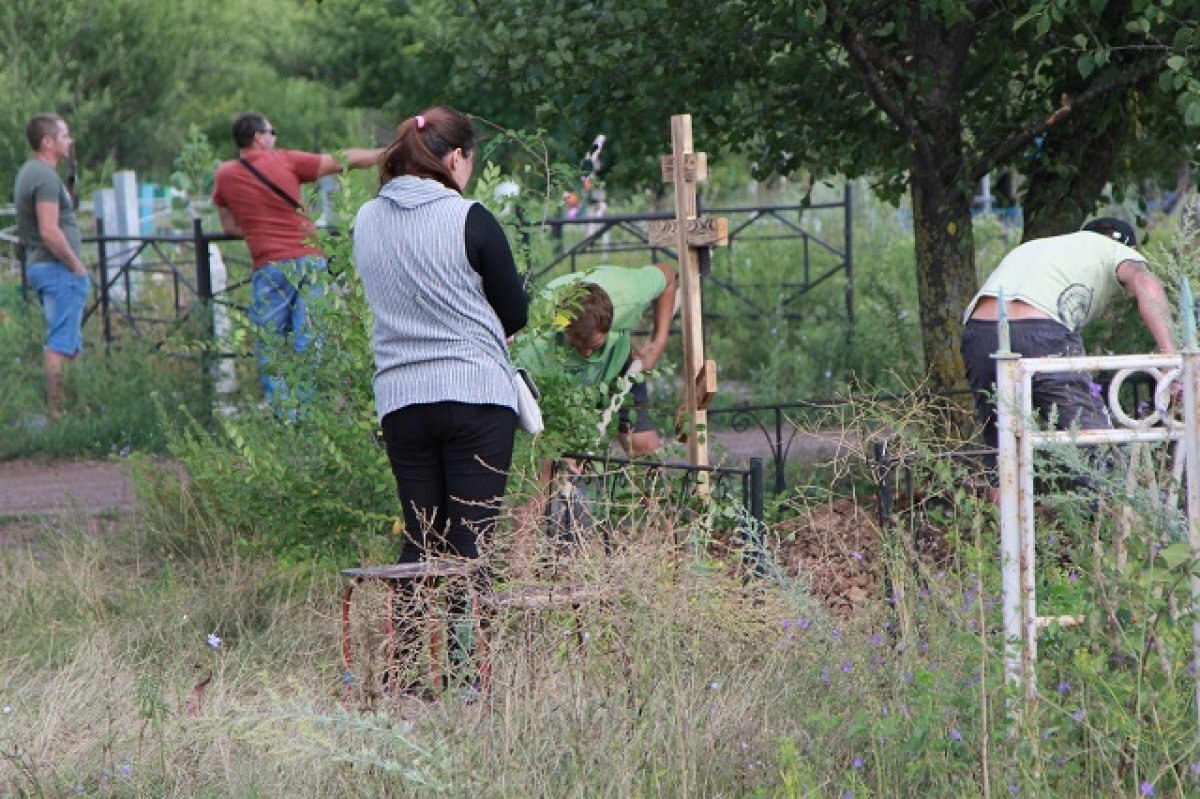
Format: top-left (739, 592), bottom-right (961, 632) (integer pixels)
top-left (14, 114), bottom-right (89, 419)
top-left (526, 263), bottom-right (677, 455)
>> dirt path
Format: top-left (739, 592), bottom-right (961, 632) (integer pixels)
top-left (0, 447), bottom-right (884, 612)
top-left (0, 458), bottom-right (133, 518)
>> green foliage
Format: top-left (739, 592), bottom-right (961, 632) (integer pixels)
top-left (0, 292), bottom-right (211, 458)
top-left (169, 125), bottom-right (219, 204)
top-left (0, 0), bottom-right (371, 198)
top-left (416, 0), bottom-right (1200, 390)
top-left (160, 169), bottom-right (397, 560)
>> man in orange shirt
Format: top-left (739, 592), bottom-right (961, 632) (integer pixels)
top-left (212, 112), bottom-right (381, 406)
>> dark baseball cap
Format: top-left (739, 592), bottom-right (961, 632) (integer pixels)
top-left (1082, 217), bottom-right (1137, 248)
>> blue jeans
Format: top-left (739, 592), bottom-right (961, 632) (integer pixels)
top-left (27, 261), bottom-right (90, 356)
top-left (249, 257), bottom-right (325, 406)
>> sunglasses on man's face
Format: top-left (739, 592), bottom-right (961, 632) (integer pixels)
top-left (259, 127), bottom-right (277, 136)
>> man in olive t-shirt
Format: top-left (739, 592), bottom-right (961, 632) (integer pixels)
top-left (521, 263), bottom-right (676, 455)
top-left (14, 114), bottom-right (89, 419)
top-left (960, 217), bottom-right (1174, 470)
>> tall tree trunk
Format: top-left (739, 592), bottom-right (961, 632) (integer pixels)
top-left (911, 166), bottom-right (977, 394)
top-left (905, 13), bottom-right (978, 395)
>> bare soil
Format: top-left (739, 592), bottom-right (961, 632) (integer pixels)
top-left (0, 458), bottom-right (133, 517)
top-left (775, 498), bottom-right (884, 614)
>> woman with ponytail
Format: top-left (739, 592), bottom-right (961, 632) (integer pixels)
top-left (355, 106), bottom-right (528, 573)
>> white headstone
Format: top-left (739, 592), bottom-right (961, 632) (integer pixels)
top-left (112, 170), bottom-right (142, 294)
top-left (93, 188), bottom-right (124, 299)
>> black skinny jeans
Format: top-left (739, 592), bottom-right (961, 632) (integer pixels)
top-left (381, 401), bottom-right (517, 563)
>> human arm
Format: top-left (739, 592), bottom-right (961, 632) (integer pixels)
top-left (216, 204), bottom-right (244, 238)
top-left (632, 262), bottom-right (677, 370)
top-left (314, 148), bottom-right (385, 178)
top-left (1118, 259), bottom-right (1175, 353)
top-left (35, 201), bottom-right (86, 275)
top-left (465, 204), bottom-right (529, 336)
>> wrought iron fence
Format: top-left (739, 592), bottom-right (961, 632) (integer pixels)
top-left (7, 217), bottom-right (254, 350)
top-left (552, 452), bottom-right (767, 575)
top-left (533, 187), bottom-right (854, 324)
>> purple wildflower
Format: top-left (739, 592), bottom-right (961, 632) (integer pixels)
top-left (781, 619), bottom-right (792, 630)
top-left (1089, 382), bottom-right (1103, 399)
top-left (1191, 762), bottom-right (1200, 776)
top-left (950, 727), bottom-right (963, 741)
top-left (821, 668), bottom-right (830, 685)
top-left (1069, 570), bottom-right (1079, 584)
top-left (1141, 781), bottom-right (1155, 797)
top-left (1009, 784), bottom-right (1019, 796)
top-left (1057, 681), bottom-right (1070, 694)
top-left (798, 618), bottom-right (810, 631)
top-left (842, 661), bottom-right (853, 673)
top-left (1071, 709), bottom-right (1085, 724)
top-left (869, 634), bottom-right (882, 645)
top-left (851, 550), bottom-right (864, 561)
top-left (853, 757), bottom-right (864, 769)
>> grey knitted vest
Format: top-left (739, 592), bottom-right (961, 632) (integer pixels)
top-left (353, 176), bottom-right (518, 421)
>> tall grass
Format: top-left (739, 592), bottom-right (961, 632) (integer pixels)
top-left (0, 293), bottom-right (212, 459)
top-left (5, 423), bottom-right (1199, 796)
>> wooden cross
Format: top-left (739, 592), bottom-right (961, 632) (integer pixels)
top-left (647, 115), bottom-right (727, 474)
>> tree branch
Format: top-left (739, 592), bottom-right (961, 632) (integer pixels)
top-left (972, 59), bottom-right (1161, 182)
top-left (835, 20), bottom-right (939, 173)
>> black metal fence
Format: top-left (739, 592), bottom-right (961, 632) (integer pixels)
top-left (552, 452), bottom-right (767, 575)
top-left (12, 190), bottom-right (853, 349)
top-left (534, 188), bottom-right (854, 324)
top-left (7, 217), bottom-right (252, 350)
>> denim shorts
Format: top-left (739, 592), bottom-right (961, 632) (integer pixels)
top-left (27, 261), bottom-right (90, 356)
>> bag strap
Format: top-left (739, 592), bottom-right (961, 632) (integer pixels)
top-left (239, 157), bottom-right (303, 211)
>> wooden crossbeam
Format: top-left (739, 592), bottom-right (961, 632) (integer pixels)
top-left (647, 217), bottom-right (728, 248)
top-left (660, 152), bottom-right (708, 183)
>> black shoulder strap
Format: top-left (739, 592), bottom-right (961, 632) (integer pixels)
top-left (239, 157), bottom-right (302, 210)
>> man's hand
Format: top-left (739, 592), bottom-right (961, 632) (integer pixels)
top-left (35, 199), bottom-right (86, 274)
top-left (633, 337), bottom-right (667, 371)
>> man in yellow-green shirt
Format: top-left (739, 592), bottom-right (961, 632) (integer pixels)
top-left (522, 263), bottom-right (676, 455)
top-left (960, 217), bottom-right (1174, 464)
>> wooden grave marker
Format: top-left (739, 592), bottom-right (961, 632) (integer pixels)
top-left (655, 114), bottom-right (726, 479)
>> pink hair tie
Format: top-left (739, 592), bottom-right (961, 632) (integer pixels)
top-left (415, 115), bottom-right (426, 130)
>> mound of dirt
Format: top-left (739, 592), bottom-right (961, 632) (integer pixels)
top-left (774, 499), bottom-right (883, 614)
